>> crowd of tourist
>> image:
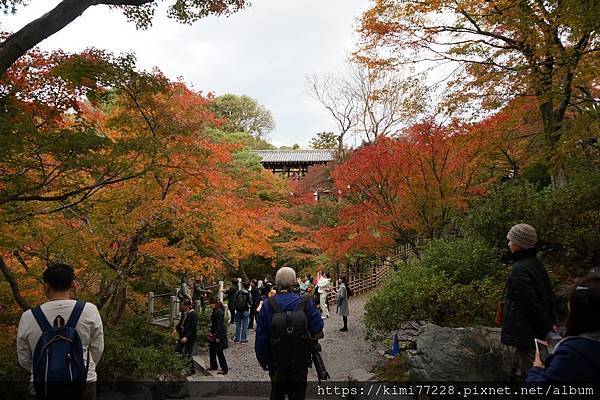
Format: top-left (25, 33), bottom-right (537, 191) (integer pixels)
top-left (11, 223), bottom-right (600, 400)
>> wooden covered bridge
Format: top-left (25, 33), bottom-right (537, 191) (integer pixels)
top-left (252, 149), bottom-right (336, 177)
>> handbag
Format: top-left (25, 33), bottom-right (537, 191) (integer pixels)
top-left (206, 333), bottom-right (217, 343)
top-left (495, 282), bottom-right (508, 327)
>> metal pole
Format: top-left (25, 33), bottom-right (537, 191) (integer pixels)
top-left (147, 292), bottom-right (154, 319)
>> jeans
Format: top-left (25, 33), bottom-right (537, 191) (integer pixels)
top-left (234, 310), bottom-right (250, 342)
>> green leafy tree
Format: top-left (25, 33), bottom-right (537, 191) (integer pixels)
top-left (208, 94), bottom-right (275, 138)
top-left (309, 131), bottom-right (338, 149)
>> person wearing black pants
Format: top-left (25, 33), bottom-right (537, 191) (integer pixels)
top-left (248, 279), bottom-right (260, 329)
top-left (176, 299), bottom-right (198, 374)
top-left (269, 367), bottom-right (309, 400)
top-left (208, 297), bottom-right (228, 375)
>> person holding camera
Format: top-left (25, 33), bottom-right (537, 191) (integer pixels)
top-left (255, 267), bottom-right (325, 400)
top-left (525, 274), bottom-right (600, 383)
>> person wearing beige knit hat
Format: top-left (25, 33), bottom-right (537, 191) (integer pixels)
top-left (507, 223), bottom-right (538, 252)
top-left (501, 223), bottom-right (557, 381)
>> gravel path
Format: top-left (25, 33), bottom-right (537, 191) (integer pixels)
top-left (190, 295), bottom-right (380, 382)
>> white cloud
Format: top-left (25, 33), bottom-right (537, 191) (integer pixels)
top-left (2, 0), bottom-right (368, 147)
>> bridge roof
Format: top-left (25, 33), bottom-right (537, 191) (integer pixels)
top-left (252, 149), bottom-right (336, 164)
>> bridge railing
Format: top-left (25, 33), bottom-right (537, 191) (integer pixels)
top-left (325, 243), bottom-right (415, 303)
top-left (147, 281), bottom-right (224, 328)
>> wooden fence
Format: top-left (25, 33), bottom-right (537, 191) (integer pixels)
top-left (147, 282), bottom-right (222, 328)
top-left (325, 243), bottom-right (415, 303)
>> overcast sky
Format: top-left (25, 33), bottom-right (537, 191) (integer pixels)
top-left (2, 0), bottom-right (369, 147)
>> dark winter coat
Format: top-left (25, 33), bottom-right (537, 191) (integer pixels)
top-left (209, 308), bottom-right (228, 351)
top-left (525, 334), bottom-right (600, 383)
top-left (501, 248), bottom-right (556, 349)
top-left (176, 309), bottom-right (197, 343)
top-left (225, 286), bottom-right (238, 311)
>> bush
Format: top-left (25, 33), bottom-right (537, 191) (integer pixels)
top-left (96, 315), bottom-right (188, 381)
top-left (365, 263), bottom-right (447, 335)
top-left (418, 238), bottom-right (501, 284)
top-left (464, 173), bottom-right (600, 269)
top-left (365, 254), bottom-right (506, 336)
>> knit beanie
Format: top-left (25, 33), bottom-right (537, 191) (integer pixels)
top-left (507, 223), bottom-right (537, 250)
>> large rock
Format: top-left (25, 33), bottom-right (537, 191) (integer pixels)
top-left (407, 324), bottom-right (515, 381)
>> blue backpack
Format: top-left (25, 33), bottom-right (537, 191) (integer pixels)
top-left (31, 300), bottom-right (89, 399)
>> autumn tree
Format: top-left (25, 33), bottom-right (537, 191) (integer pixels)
top-left (0, 47), bottom-right (288, 320)
top-left (0, 0), bottom-right (248, 77)
top-left (357, 0), bottom-right (600, 182)
top-left (327, 119), bottom-right (485, 251)
top-left (208, 94), bottom-right (275, 139)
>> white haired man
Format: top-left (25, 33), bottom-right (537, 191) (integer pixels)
top-left (255, 267), bottom-right (324, 400)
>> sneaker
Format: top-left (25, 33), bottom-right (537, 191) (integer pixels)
top-left (217, 370), bottom-right (228, 375)
top-left (321, 316), bottom-right (327, 319)
top-left (241, 340), bottom-right (248, 344)
top-left (340, 327), bottom-right (348, 332)
top-left (234, 340), bottom-right (240, 344)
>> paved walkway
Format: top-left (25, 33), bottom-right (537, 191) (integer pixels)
top-left (189, 294), bottom-right (380, 382)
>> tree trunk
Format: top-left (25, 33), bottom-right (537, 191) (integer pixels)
top-left (104, 286), bottom-right (127, 325)
top-left (0, 0), bottom-right (94, 77)
top-left (0, 0), bottom-right (155, 77)
top-left (0, 255), bottom-right (31, 310)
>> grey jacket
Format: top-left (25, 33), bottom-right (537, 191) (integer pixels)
top-left (336, 284), bottom-right (349, 317)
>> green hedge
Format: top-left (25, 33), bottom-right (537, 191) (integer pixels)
top-left (97, 315), bottom-right (188, 381)
top-left (464, 173), bottom-right (600, 268)
top-left (365, 238), bottom-right (506, 336)
top-left (418, 237), bottom-right (501, 284)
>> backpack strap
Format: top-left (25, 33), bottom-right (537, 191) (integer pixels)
top-left (66, 300), bottom-right (86, 329)
top-left (31, 306), bottom-right (52, 333)
top-left (297, 295), bottom-right (309, 312)
top-left (269, 296), bottom-right (282, 313)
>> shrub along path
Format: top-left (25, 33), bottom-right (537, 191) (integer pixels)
top-left (188, 294), bottom-right (381, 383)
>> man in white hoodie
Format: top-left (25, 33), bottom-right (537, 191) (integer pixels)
top-left (17, 263), bottom-right (104, 400)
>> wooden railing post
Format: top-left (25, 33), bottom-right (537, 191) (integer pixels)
top-left (169, 295), bottom-right (176, 328)
top-left (147, 292), bottom-right (154, 319)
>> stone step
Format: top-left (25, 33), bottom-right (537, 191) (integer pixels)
top-left (192, 355), bottom-right (214, 377)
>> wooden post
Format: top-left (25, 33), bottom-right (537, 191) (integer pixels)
top-left (169, 295), bottom-right (176, 328)
top-left (218, 280), bottom-right (224, 303)
top-left (147, 292), bottom-right (154, 319)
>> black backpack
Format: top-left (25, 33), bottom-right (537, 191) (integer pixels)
top-left (269, 295), bottom-right (313, 370)
top-left (235, 290), bottom-right (250, 311)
